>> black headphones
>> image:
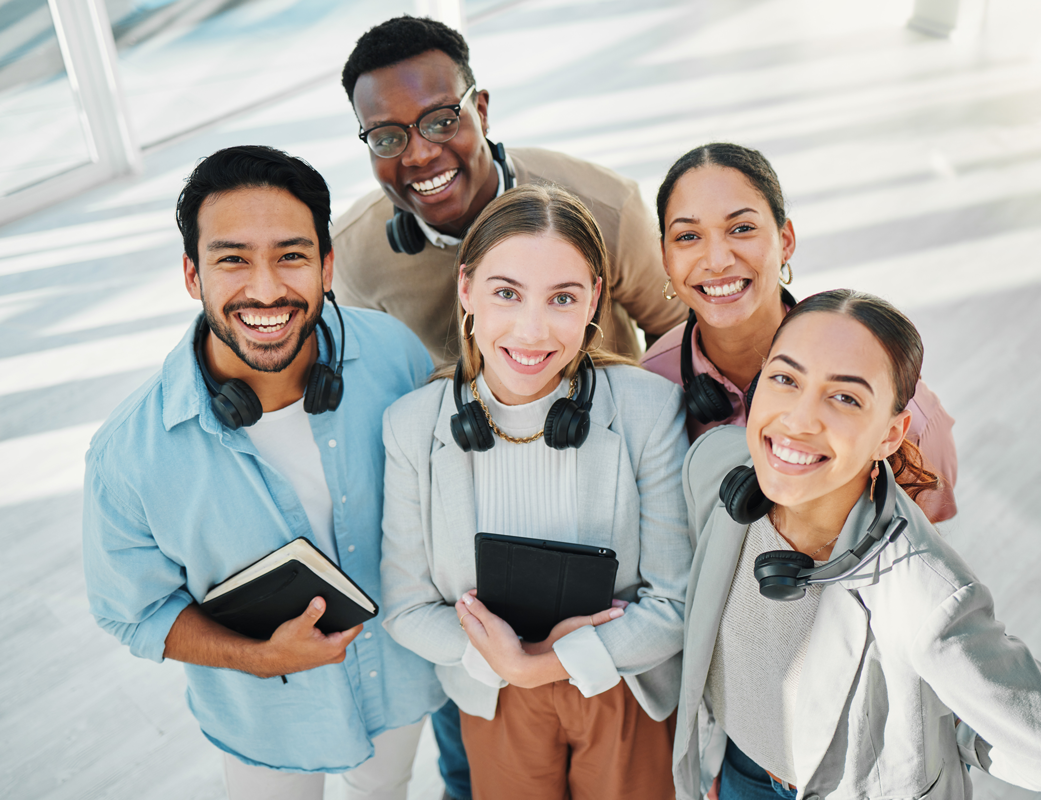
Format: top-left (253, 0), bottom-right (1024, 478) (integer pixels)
top-left (680, 287), bottom-right (798, 424)
top-left (386, 139), bottom-right (517, 255)
top-left (450, 354), bottom-right (597, 452)
top-left (719, 458), bottom-right (908, 601)
top-left (194, 291), bottom-right (345, 430)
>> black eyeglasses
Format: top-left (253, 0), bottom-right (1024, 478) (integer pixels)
top-left (358, 85), bottom-right (477, 159)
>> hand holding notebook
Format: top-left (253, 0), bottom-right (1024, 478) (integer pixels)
top-left (456, 590), bottom-right (624, 688)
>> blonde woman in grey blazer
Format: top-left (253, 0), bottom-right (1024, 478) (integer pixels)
top-left (380, 186), bottom-right (691, 800)
top-left (675, 290), bottom-right (1041, 800)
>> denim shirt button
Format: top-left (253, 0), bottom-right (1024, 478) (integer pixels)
top-left (347, 545), bottom-right (355, 553)
top-left (369, 670), bottom-right (378, 678)
top-left (328, 439), bottom-right (337, 448)
top-left (364, 631), bottom-right (373, 639)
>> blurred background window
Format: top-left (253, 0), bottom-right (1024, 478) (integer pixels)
top-left (0, 0), bottom-right (95, 195)
top-left (103, 0), bottom-right (412, 148)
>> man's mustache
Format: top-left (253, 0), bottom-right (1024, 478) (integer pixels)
top-left (223, 298), bottom-right (309, 315)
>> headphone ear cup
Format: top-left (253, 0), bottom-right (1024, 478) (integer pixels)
top-left (719, 465), bottom-right (773, 524)
top-left (386, 210), bottom-right (426, 255)
top-left (450, 402), bottom-right (495, 452)
top-left (686, 373), bottom-right (733, 424)
top-left (544, 399), bottom-right (591, 450)
top-left (212, 378), bottom-right (262, 429)
top-left (304, 363), bottom-right (343, 414)
top-left (753, 550), bottom-right (815, 601)
top-left (303, 363), bottom-right (324, 414)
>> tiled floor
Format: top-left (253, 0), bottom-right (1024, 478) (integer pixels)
top-left (1, 1), bottom-right (1039, 798)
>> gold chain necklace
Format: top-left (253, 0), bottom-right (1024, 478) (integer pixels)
top-left (769, 509), bottom-right (840, 558)
top-left (469, 375), bottom-right (578, 444)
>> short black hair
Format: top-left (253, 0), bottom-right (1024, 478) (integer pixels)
top-left (341, 15), bottom-right (475, 104)
top-left (176, 145), bottom-right (332, 267)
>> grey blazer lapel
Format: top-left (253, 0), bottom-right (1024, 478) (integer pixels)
top-left (431, 383), bottom-right (478, 580)
top-left (792, 584), bottom-right (869, 784)
top-left (677, 510), bottom-right (747, 752)
top-left (792, 493), bottom-right (877, 785)
top-left (575, 373), bottom-right (620, 549)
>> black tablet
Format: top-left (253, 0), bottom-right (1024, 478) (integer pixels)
top-left (474, 532), bottom-right (619, 643)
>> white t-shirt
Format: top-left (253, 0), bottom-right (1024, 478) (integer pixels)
top-left (245, 398), bottom-right (337, 561)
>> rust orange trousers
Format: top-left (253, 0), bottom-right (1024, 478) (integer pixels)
top-left (459, 680), bottom-right (676, 800)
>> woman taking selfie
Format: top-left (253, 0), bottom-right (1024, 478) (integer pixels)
top-left (642, 143), bottom-right (958, 523)
top-left (380, 185), bottom-right (692, 800)
top-left (673, 290), bottom-right (1041, 800)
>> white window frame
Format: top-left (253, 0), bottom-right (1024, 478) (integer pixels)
top-left (0, 0), bottom-right (141, 226)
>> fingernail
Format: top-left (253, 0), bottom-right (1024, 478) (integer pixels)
top-left (311, 599), bottom-right (322, 609)
top-left (609, 608), bottom-right (624, 619)
top-left (461, 595), bottom-right (473, 606)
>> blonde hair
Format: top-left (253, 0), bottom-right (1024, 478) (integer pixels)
top-left (431, 184), bottom-right (635, 382)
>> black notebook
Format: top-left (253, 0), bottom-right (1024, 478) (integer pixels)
top-left (200, 537), bottom-right (378, 640)
top-left (475, 532), bottom-right (618, 643)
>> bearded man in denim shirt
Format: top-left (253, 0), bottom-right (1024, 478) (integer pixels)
top-left (82, 145), bottom-right (445, 800)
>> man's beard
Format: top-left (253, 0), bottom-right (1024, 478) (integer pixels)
top-left (202, 293), bottom-right (323, 374)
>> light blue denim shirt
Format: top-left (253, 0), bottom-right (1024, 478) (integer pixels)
top-left (82, 305), bottom-right (446, 772)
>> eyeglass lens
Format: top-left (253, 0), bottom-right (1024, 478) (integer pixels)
top-left (367, 107), bottom-right (462, 158)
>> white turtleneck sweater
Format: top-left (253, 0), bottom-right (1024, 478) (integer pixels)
top-left (472, 371), bottom-right (578, 539)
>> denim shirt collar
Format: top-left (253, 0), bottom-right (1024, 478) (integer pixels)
top-left (161, 305), bottom-right (359, 434)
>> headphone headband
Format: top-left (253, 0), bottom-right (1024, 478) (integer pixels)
top-left (193, 297), bottom-right (344, 428)
top-left (386, 139), bottom-right (515, 256)
top-left (720, 456), bottom-right (908, 600)
top-left (449, 355), bottom-right (596, 452)
top-left (679, 309), bottom-right (697, 390)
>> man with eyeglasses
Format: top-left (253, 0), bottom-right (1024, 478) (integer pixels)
top-left (331, 15), bottom-right (687, 369)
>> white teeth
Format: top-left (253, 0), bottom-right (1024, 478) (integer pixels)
top-left (507, 349), bottom-right (548, 366)
top-left (410, 170), bottom-right (458, 195)
top-left (771, 440), bottom-right (823, 466)
top-left (702, 279), bottom-right (749, 297)
top-left (240, 311), bottom-right (291, 331)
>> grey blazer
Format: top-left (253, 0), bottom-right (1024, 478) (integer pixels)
top-left (380, 364), bottom-right (692, 721)
top-left (674, 425), bottom-right (1041, 800)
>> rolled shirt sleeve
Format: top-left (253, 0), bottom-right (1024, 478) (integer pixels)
top-left (906, 378), bottom-right (958, 522)
top-left (553, 624), bottom-right (622, 697)
top-left (82, 451), bottom-right (193, 663)
top-left (462, 641), bottom-right (508, 689)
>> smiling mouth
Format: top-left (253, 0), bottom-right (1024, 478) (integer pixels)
top-left (410, 169), bottom-right (458, 196)
top-left (237, 310), bottom-right (293, 333)
top-left (768, 436), bottom-right (827, 466)
top-left (505, 348), bottom-right (551, 367)
top-left (699, 278), bottom-right (749, 298)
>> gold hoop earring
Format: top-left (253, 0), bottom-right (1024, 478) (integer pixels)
top-left (461, 311), bottom-right (475, 340)
top-left (583, 322), bottom-right (605, 353)
top-left (780, 262), bottom-right (793, 285)
top-left (663, 279), bottom-right (678, 301)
